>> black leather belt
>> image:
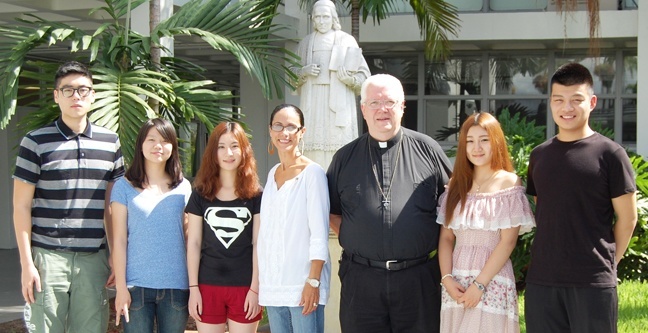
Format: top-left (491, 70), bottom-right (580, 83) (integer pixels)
top-left (342, 252), bottom-right (429, 271)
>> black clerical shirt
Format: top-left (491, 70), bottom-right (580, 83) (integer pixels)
top-left (327, 128), bottom-right (452, 261)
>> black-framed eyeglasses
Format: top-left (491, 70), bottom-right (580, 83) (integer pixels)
top-left (365, 99), bottom-right (399, 110)
top-left (58, 86), bottom-right (93, 98)
top-left (270, 123), bottom-right (302, 133)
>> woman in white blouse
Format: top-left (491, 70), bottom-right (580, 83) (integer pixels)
top-left (258, 104), bottom-right (331, 333)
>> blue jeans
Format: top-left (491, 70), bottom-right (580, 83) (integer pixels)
top-left (266, 305), bottom-right (325, 333)
top-left (123, 287), bottom-right (189, 333)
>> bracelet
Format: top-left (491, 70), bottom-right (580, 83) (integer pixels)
top-left (440, 274), bottom-right (453, 285)
top-left (189, 285), bottom-right (199, 288)
top-left (249, 289), bottom-right (258, 294)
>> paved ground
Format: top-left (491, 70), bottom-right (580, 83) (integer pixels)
top-left (0, 249), bottom-right (23, 324)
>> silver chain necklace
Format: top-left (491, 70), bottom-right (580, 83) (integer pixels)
top-left (368, 132), bottom-right (403, 208)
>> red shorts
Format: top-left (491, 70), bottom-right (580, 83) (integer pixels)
top-left (198, 284), bottom-right (262, 324)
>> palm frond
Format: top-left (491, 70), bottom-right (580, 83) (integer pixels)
top-left (154, 0), bottom-right (299, 99)
top-left (411, 0), bottom-right (460, 61)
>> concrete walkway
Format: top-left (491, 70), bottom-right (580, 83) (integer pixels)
top-left (0, 249), bottom-right (23, 324)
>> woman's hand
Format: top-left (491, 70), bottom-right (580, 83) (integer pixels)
top-left (188, 287), bottom-right (203, 322)
top-left (299, 284), bottom-right (320, 315)
top-left (442, 278), bottom-right (466, 302)
top-left (244, 289), bottom-right (261, 320)
top-left (114, 288), bottom-right (131, 326)
top-left (457, 282), bottom-right (484, 308)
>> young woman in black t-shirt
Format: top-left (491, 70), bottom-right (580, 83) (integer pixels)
top-left (186, 122), bottom-right (263, 333)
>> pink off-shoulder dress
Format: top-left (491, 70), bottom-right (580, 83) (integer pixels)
top-left (436, 186), bottom-right (535, 333)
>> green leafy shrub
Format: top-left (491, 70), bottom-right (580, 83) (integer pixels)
top-left (617, 153), bottom-right (648, 281)
top-left (497, 109), bottom-right (545, 289)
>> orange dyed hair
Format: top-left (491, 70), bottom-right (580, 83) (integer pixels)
top-left (193, 122), bottom-right (261, 201)
top-left (444, 112), bottom-right (513, 225)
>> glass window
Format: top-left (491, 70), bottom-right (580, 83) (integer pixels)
top-left (366, 55), bottom-right (418, 96)
top-left (425, 58), bottom-right (482, 95)
top-left (490, 99), bottom-right (548, 127)
top-left (490, 0), bottom-right (548, 11)
top-left (489, 56), bottom-right (548, 95)
top-left (590, 98), bottom-right (615, 136)
top-left (623, 55), bottom-right (638, 94)
top-left (425, 98), bottom-right (481, 141)
top-left (446, 0), bottom-right (483, 11)
top-left (622, 98), bottom-right (637, 143)
top-left (403, 99), bottom-right (418, 131)
top-left (624, 0), bottom-right (638, 9)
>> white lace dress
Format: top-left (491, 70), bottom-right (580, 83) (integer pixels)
top-left (436, 186), bottom-right (535, 333)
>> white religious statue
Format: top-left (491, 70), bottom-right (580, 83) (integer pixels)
top-left (292, 0), bottom-right (370, 169)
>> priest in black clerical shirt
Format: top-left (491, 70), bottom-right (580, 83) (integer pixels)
top-left (327, 74), bottom-right (453, 333)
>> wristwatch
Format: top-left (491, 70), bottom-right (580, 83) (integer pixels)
top-left (473, 280), bottom-right (486, 292)
top-left (306, 278), bottom-right (320, 288)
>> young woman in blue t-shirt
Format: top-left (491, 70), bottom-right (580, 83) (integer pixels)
top-left (111, 118), bottom-right (192, 333)
top-left (186, 122), bottom-right (263, 333)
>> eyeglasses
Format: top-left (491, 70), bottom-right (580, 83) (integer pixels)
top-left (58, 86), bottom-right (93, 98)
top-left (364, 100), bottom-right (400, 110)
top-left (270, 123), bottom-right (302, 133)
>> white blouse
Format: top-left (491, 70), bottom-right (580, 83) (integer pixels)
top-left (258, 163), bottom-right (331, 306)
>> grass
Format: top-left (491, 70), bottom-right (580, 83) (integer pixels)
top-left (518, 280), bottom-right (648, 333)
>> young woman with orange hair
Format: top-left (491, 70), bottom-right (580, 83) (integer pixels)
top-left (186, 122), bottom-right (263, 333)
top-left (437, 112), bottom-right (535, 332)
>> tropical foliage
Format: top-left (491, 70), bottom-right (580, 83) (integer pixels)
top-left (0, 0), bottom-right (297, 162)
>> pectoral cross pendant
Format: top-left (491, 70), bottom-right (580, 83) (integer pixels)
top-left (382, 199), bottom-right (390, 208)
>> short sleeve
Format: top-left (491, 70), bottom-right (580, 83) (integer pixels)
top-left (608, 147), bottom-right (636, 198)
top-left (13, 135), bottom-right (41, 185)
top-left (185, 191), bottom-right (204, 217)
top-left (110, 178), bottom-right (130, 206)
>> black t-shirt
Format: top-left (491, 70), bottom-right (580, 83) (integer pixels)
top-left (526, 133), bottom-right (636, 288)
top-left (185, 191), bottom-right (262, 286)
top-left (327, 128), bottom-right (452, 260)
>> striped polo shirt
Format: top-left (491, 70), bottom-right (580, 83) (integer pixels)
top-left (13, 117), bottom-right (125, 252)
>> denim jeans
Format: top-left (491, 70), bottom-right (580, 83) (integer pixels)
top-left (123, 287), bottom-right (189, 333)
top-left (266, 305), bottom-right (325, 333)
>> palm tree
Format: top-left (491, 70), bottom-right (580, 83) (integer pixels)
top-left (297, 0), bottom-right (460, 61)
top-left (0, 0), bottom-right (297, 162)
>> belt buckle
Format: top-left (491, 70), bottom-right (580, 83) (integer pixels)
top-left (385, 260), bottom-right (398, 271)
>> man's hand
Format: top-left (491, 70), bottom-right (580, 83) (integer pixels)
top-left (21, 264), bottom-right (41, 304)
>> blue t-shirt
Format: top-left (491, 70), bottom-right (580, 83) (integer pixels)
top-left (111, 177), bottom-right (192, 289)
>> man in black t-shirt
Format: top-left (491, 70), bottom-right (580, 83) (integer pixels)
top-left (327, 74), bottom-right (452, 333)
top-left (525, 62), bottom-right (637, 333)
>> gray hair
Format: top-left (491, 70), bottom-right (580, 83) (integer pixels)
top-left (360, 74), bottom-right (405, 104)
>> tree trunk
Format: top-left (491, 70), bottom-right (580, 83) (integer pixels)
top-left (149, 0), bottom-right (161, 113)
top-left (350, 0), bottom-right (359, 41)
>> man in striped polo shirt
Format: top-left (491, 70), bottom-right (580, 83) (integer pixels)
top-left (13, 61), bottom-right (125, 333)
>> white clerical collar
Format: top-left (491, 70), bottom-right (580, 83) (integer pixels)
top-left (378, 141), bottom-right (388, 148)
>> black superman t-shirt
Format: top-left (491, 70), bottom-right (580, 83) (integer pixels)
top-left (186, 191), bottom-right (262, 286)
